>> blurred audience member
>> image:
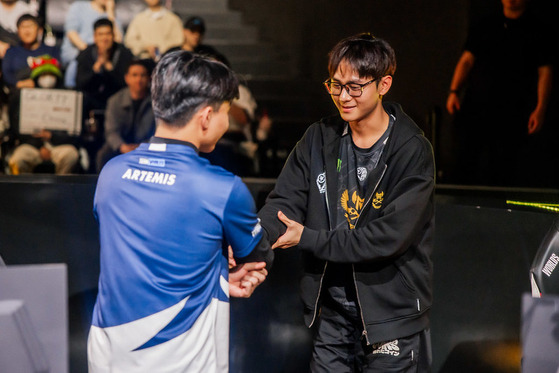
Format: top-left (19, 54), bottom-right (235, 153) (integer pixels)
top-left (0, 0), bottom-right (38, 58)
top-left (96, 59), bottom-right (155, 172)
top-left (2, 14), bottom-right (59, 132)
top-left (7, 56), bottom-right (79, 174)
top-left (76, 18), bottom-right (133, 113)
top-left (203, 84), bottom-right (273, 176)
top-left (2, 14), bottom-right (58, 89)
top-left (124, 0), bottom-right (182, 61)
top-left (61, 0), bottom-right (123, 87)
top-left (446, 0), bottom-right (554, 186)
top-left (166, 16), bottom-right (229, 66)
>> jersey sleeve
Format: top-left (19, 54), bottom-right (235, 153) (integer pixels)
top-left (223, 177), bottom-right (264, 259)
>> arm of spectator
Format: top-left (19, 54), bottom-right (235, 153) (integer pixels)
top-left (123, 19), bottom-right (143, 57)
top-left (75, 51), bottom-right (98, 90)
top-left (528, 64), bottom-right (553, 135)
top-left (104, 0), bottom-right (122, 43)
top-left (0, 41), bottom-right (10, 59)
top-left (446, 50), bottom-right (475, 115)
top-left (162, 15), bottom-right (185, 54)
top-left (16, 79), bottom-right (35, 89)
top-left (104, 95), bottom-right (125, 151)
top-left (66, 30), bottom-right (88, 52)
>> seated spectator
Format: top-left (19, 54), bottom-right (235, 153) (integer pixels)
top-left (60, 0), bottom-right (123, 87)
top-left (76, 18), bottom-right (133, 114)
top-left (7, 55), bottom-right (80, 174)
top-left (202, 84), bottom-right (273, 176)
top-left (124, 0), bottom-right (183, 61)
top-left (2, 14), bottom-right (59, 131)
top-left (2, 14), bottom-right (59, 89)
top-left (96, 59), bottom-right (155, 172)
top-left (0, 0), bottom-right (38, 58)
top-left (166, 16), bottom-right (230, 66)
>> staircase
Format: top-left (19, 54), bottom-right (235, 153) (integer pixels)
top-left (171, 0), bottom-right (334, 176)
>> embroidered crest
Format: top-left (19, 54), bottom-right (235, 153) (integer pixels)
top-left (316, 172), bottom-right (326, 194)
top-left (341, 190), bottom-right (364, 229)
top-left (372, 191), bottom-right (384, 209)
top-left (357, 167), bottom-right (367, 182)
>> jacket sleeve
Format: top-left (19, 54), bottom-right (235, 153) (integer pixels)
top-left (298, 135), bottom-right (435, 264)
top-left (104, 93), bottom-right (125, 151)
top-left (258, 125), bottom-right (315, 244)
top-left (123, 17), bottom-right (142, 57)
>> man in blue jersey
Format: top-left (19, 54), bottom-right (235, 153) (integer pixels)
top-left (88, 51), bottom-right (273, 372)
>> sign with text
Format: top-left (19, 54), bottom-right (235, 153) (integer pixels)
top-left (19, 88), bottom-right (83, 135)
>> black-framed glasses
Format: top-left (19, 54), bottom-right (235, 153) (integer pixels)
top-left (323, 78), bottom-right (377, 97)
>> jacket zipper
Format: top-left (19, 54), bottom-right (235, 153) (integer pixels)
top-left (352, 164), bottom-right (387, 346)
top-left (309, 170), bottom-right (333, 328)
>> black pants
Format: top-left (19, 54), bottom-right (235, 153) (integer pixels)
top-left (310, 299), bottom-right (432, 372)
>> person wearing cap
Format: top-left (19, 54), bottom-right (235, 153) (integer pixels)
top-left (7, 53), bottom-right (80, 174)
top-left (166, 16), bottom-right (230, 67)
top-left (124, 0), bottom-right (183, 61)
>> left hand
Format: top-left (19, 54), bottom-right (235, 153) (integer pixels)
top-left (271, 211), bottom-right (304, 249)
top-left (229, 262), bottom-right (268, 298)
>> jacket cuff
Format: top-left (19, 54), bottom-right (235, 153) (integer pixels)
top-left (299, 227), bottom-right (318, 252)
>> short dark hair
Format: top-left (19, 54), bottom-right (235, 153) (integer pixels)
top-left (151, 51), bottom-right (239, 127)
top-left (328, 33), bottom-right (397, 80)
top-left (126, 59), bottom-right (150, 75)
top-left (93, 18), bottom-right (114, 32)
top-left (16, 14), bottom-right (40, 28)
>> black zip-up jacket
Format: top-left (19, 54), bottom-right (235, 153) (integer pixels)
top-left (259, 101), bottom-right (435, 345)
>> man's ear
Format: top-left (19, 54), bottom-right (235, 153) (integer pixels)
top-left (199, 105), bottom-right (213, 131)
top-left (378, 75), bottom-right (393, 96)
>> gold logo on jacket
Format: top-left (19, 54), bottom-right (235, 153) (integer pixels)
top-left (372, 191), bottom-right (384, 209)
top-left (341, 190), bottom-right (364, 229)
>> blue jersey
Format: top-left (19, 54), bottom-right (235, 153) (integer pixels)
top-left (88, 141), bottom-right (263, 372)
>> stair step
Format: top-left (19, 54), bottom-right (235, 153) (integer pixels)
top-left (171, 0), bottom-right (229, 12)
top-left (204, 25), bottom-right (259, 43)
top-left (172, 11), bottom-right (244, 26)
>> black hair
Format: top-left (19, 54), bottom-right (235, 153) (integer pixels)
top-left (126, 59), bottom-right (151, 75)
top-left (328, 33), bottom-right (397, 80)
top-left (93, 18), bottom-right (114, 31)
top-left (16, 14), bottom-right (40, 28)
top-left (151, 51), bottom-right (239, 127)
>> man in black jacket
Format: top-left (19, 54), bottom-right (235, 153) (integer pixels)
top-left (259, 33), bottom-right (435, 372)
top-left (76, 18), bottom-right (133, 113)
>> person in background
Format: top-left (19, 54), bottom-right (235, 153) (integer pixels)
top-left (124, 0), bottom-right (183, 61)
top-left (445, 0), bottom-right (554, 186)
top-left (2, 14), bottom-right (59, 137)
top-left (60, 0), bottom-right (123, 87)
top-left (166, 15), bottom-right (229, 67)
top-left (7, 55), bottom-right (79, 174)
top-left (76, 18), bottom-right (133, 114)
top-left (96, 59), bottom-right (155, 172)
top-left (0, 0), bottom-right (38, 58)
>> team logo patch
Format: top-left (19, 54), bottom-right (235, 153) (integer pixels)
top-left (357, 167), bottom-right (367, 181)
top-left (316, 172), bottom-right (326, 194)
top-left (372, 339), bottom-right (400, 356)
top-left (139, 157), bottom-right (166, 167)
top-left (372, 191), bottom-right (384, 209)
top-left (341, 190), bottom-right (364, 229)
